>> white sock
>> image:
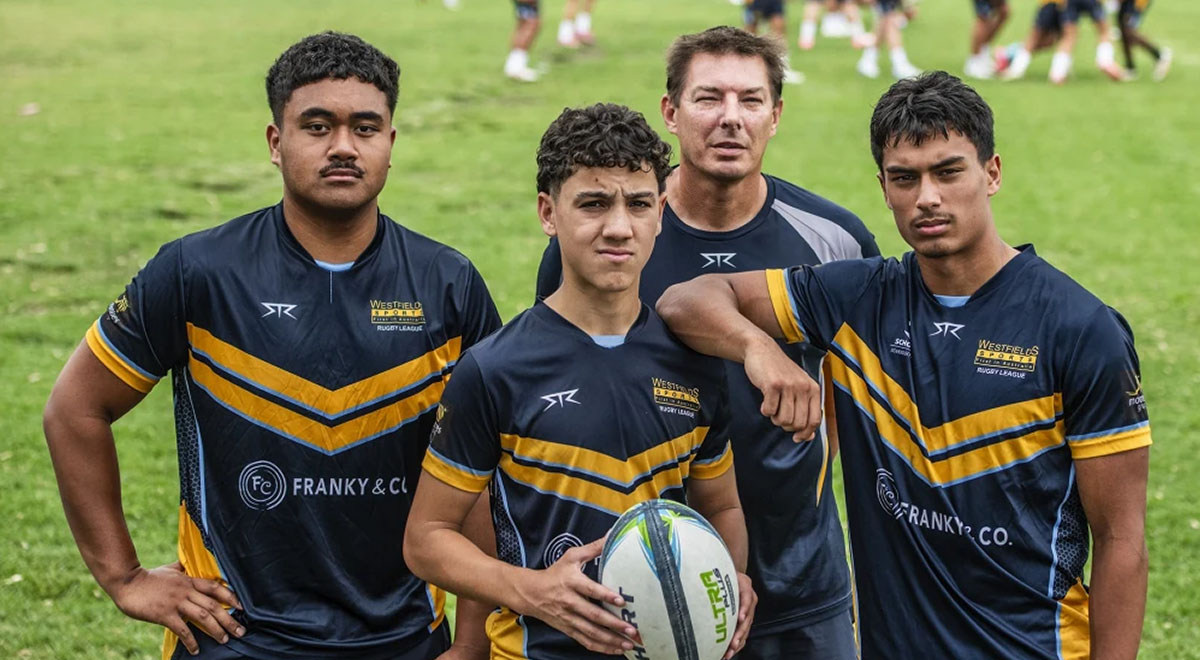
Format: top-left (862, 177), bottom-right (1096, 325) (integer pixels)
top-left (575, 12), bottom-right (591, 34)
top-left (557, 19), bottom-right (575, 43)
top-left (505, 49), bottom-right (528, 73)
top-left (890, 47), bottom-right (910, 67)
top-left (1096, 41), bottom-right (1114, 66)
top-left (975, 46), bottom-right (989, 58)
top-left (862, 46), bottom-right (878, 61)
top-left (1009, 48), bottom-right (1031, 75)
top-left (800, 20), bottom-right (816, 42)
top-left (1050, 51), bottom-right (1072, 80)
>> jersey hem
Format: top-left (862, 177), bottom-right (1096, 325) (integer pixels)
top-left (746, 593), bottom-right (853, 637)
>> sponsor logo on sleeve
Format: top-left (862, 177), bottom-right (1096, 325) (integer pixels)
top-left (1125, 372), bottom-right (1147, 415)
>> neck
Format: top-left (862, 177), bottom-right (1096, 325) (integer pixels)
top-left (916, 232), bottom-right (1019, 296)
top-left (666, 164), bottom-right (767, 232)
top-left (543, 277), bottom-right (642, 336)
top-left (281, 195), bottom-right (379, 263)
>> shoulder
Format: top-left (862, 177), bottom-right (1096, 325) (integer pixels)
top-left (459, 308), bottom-right (539, 368)
top-left (766, 174), bottom-right (878, 260)
top-left (167, 206), bottom-right (279, 274)
top-left (641, 309), bottom-right (726, 377)
top-left (383, 216), bottom-right (480, 275)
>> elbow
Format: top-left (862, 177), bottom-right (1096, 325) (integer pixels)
top-left (656, 282), bottom-right (686, 322)
top-left (402, 525), bottom-right (429, 582)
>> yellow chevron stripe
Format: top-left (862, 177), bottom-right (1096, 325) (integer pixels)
top-left (500, 427), bottom-right (710, 486)
top-left (499, 455), bottom-right (687, 515)
top-left (765, 269), bottom-right (806, 344)
top-left (692, 442), bottom-right (733, 480)
top-left (86, 321), bottom-right (158, 393)
top-left (189, 355), bottom-right (446, 453)
top-left (164, 501), bottom-right (228, 660)
top-left (828, 354), bottom-right (1065, 485)
top-left (487, 607), bottom-right (528, 660)
top-left (833, 324), bottom-right (1063, 455)
top-left (187, 322), bottom-right (460, 416)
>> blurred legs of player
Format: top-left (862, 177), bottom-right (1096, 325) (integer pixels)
top-left (1117, 0), bottom-right (1171, 81)
top-left (744, 0), bottom-right (806, 83)
top-left (857, 0), bottom-right (919, 79)
top-left (965, 0), bottom-right (1009, 79)
top-left (1048, 0), bottom-right (1123, 84)
top-left (507, 0), bottom-right (542, 81)
top-left (558, 0), bottom-right (596, 48)
top-left (1000, 3), bottom-right (1061, 80)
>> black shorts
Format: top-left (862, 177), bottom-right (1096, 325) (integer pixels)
top-left (877, 0), bottom-right (901, 12)
top-left (737, 609), bottom-right (857, 660)
top-left (1063, 0), bottom-right (1104, 23)
top-left (973, 0), bottom-right (1008, 19)
top-left (513, 0), bottom-right (539, 20)
top-left (745, 0), bottom-right (785, 19)
top-left (168, 624), bottom-right (451, 660)
top-left (1034, 2), bottom-right (1064, 34)
top-left (1118, 0), bottom-right (1151, 28)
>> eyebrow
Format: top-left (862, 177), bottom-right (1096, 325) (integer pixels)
top-left (885, 155), bottom-right (967, 174)
top-left (297, 107), bottom-right (385, 122)
top-left (692, 85), bottom-right (765, 96)
top-left (573, 190), bottom-right (657, 201)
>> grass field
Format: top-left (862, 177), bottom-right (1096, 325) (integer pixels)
top-left (1, 0), bottom-right (1197, 656)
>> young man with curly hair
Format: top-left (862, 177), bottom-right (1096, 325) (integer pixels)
top-left (43, 32), bottom-right (500, 659)
top-left (405, 103), bottom-right (756, 660)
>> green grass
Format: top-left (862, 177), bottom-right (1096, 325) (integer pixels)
top-left (1, 0), bottom-right (1197, 656)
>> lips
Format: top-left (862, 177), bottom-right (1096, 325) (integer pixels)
top-left (598, 249), bottom-right (634, 263)
top-left (913, 217), bottom-right (951, 237)
top-left (712, 141), bottom-right (745, 155)
top-left (321, 168), bottom-right (363, 180)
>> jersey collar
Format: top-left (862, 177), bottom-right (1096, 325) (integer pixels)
top-left (272, 202), bottom-right (388, 270)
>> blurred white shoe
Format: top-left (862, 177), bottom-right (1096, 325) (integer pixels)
top-left (857, 51), bottom-right (880, 79)
top-left (892, 60), bottom-right (921, 79)
top-left (505, 66), bottom-right (540, 82)
top-left (1153, 47), bottom-right (1172, 81)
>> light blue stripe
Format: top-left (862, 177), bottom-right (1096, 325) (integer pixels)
top-left (831, 340), bottom-right (923, 446)
top-left (314, 259), bottom-right (354, 272)
top-left (932, 294), bottom-right (970, 308)
top-left (428, 446), bottom-right (493, 478)
top-left (782, 270), bottom-right (808, 341)
top-left (501, 472), bottom-right (683, 518)
top-left (96, 323), bottom-right (159, 382)
top-left (1066, 420), bottom-right (1149, 442)
top-left (190, 344), bottom-right (453, 420)
top-left (190, 375), bottom-right (437, 455)
top-left (425, 585), bottom-right (439, 633)
top-left (495, 476), bottom-right (527, 568)
top-left (1047, 466), bottom-right (1077, 598)
top-left (693, 442), bottom-right (731, 466)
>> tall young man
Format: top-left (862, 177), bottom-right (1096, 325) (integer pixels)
top-left (658, 71), bottom-right (1151, 659)
top-left (537, 27), bottom-right (876, 660)
top-left (405, 103), bottom-right (756, 659)
top-left (43, 32), bottom-right (500, 660)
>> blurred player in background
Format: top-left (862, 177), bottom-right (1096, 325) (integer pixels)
top-left (1000, 0), bottom-right (1121, 83)
top-left (856, 0), bottom-right (921, 79)
top-left (43, 32), bottom-right (501, 660)
top-left (1117, 0), bottom-right (1172, 81)
top-left (964, 0), bottom-right (1010, 79)
top-left (998, 0), bottom-right (1063, 80)
top-left (538, 27), bottom-right (876, 660)
top-left (406, 102), bottom-right (756, 660)
top-left (742, 0), bottom-right (806, 83)
top-left (557, 0), bottom-right (596, 48)
top-left (507, 0), bottom-right (543, 81)
top-left (799, 0), bottom-right (873, 50)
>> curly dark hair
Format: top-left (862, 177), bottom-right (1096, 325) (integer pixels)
top-left (665, 26), bottom-right (785, 107)
top-left (869, 71), bottom-right (995, 170)
top-left (536, 103), bottom-right (673, 197)
top-left (266, 32), bottom-right (400, 124)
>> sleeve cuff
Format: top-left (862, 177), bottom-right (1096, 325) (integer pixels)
top-left (85, 320), bottom-right (158, 393)
top-left (422, 447), bottom-right (492, 492)
top-left (765, 269), bottom-right (806, 344)
top-left (690, 441), bottom-right (734, 480)
top-left (1068, 424), bottom-right (1152, 460)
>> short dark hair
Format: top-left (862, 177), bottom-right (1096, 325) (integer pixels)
top-left (869, 71), bottom-right (995, 169)
top-left (536, 103), bottom-right (673, 197)
top-left (266, 32), bottom-right (400, 124)
top-left (665, 26), bottom-right (785, 106)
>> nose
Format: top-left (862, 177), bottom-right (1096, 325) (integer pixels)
top-left (328, 126), bottom-right (358, 161)
top-left (916, 175), bottom-right (942, 212)
top-left (718, 93), bottom-right (742, 131)
top-left (601, 206), bottom-right (635, 241)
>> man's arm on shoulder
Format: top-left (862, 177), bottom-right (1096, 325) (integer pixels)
top-left (1075, 446), bottom-right (1149, 660)
top-left (44, 342), bottom-right (243, 655)
top-left (657, 271), bottom-right (820, 440)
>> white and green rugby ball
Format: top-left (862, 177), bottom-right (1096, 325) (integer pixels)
top-left (598, 499), bottom-right (739, 660)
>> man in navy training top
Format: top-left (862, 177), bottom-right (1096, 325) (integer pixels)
top-left (43, 32), bottom-right (500, 660)
top-left (657, 71), bottom-right (1150, 659)
top-left (405, 103), bottom-right (756, 659)
top-left (536, 26), bottom-right (876, 660)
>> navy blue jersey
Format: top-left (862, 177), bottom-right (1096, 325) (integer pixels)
top-left (87, 204), bottom-right (500, 659)
top-left (765, 246), bottom-right (1152, 659)
top-left (423, 303), bottom-right (734, 660)
top-left (536, 174), bottom-right (880, 633)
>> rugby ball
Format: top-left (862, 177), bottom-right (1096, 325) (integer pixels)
top-left (599, 499), bottom-right (739, 660)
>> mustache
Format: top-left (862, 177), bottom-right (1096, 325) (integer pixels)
top-left (320, 160), bottom-right (364, 177)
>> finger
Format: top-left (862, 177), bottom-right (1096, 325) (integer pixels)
top-left (180, 599), bottom-right (230, 644)
top-left (561, 611), bottom-right (635, 655)
top-left (570, 595), bottom-right (639, 639)
top-left (188, 591), bottom-right (245, 638)
top-left (759, 385), bottom-right (781, 418)
top-left (569, 537), bottom-right (607, 562)
top-left (804, 380), bottom-right (823, 440)
top-left (192, 578), bottom-right (243, 610)
top-left (771, 387), bottom-right (796, 431)
top-left (167, 616), bottom-right (199, 656)
top-left (570, 573), bottom-right (626, 608)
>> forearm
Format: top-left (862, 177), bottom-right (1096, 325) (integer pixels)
top-left (408, 527), bottom-right (531, 614)
top-left (705, 506), bottom-right (748, 573)
top-left (1088, 535), bottom-right (1148, 660)
top-left (43, 405), bottom-right (141, 594)
top-left (657, 276), bottom-right (778, 364)
top-left (450, 596), bottom-right (495, 658)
